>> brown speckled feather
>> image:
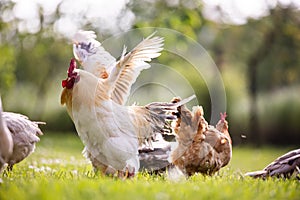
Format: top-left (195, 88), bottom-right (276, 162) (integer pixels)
top-left (171, 104), bottom-right (232, 176)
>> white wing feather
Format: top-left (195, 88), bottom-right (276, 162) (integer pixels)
top-left (107, 33), bottom-right (164, 105)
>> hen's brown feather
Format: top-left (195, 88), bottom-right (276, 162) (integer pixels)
top-left (171, 104), bottom-right (232, 176)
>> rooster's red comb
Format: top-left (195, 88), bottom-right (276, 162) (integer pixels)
top-left (220, 112), bottom-right (227, 121)
top-left (68, 58), bottom-right (77, 77)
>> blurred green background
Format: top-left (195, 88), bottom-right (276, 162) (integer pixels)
top-left (0, 0), bottom-right (299, 146)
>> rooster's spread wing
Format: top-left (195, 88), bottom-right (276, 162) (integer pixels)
top-left (106, 33), bottom-right (164, 105)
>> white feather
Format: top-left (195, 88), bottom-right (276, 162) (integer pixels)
top-left (70, 70), bottom-right (149, 172)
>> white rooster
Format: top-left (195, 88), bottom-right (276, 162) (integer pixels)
top-left (61, 33), bottom-right (195, 177)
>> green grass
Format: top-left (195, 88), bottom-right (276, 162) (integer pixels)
top-left (1, 133), bottom-right (299, 200)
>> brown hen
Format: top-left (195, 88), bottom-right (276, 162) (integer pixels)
top-left (171, 101), bottom-right (232, 176)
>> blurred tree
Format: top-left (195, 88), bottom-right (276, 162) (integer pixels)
top-left (0, 45), bottom-right (15, 94)
top-left (131, 0), bottom-right (216, 118)
top-left (211, 4), bottom-right (300, 145)
top-left (248, 6), bottom-right (300, 144)
top-left (0, 0), bottom-right (73, 132)
top-left (0, 0), bottom-right (70, 118)
top-left (131, 0), bottom-right (204, 40)
top-left (0, 1), bottom-right (16, 94)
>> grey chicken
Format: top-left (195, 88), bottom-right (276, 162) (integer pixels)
top-left (245, 148), bottom-right (300, 179)
top-left (170, 102), bottom-right (232, 176)
top-left (0, 97), bottom-right (44, 171)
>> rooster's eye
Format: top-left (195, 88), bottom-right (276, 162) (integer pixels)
top-left (79, 42), bottom-right (93, 53)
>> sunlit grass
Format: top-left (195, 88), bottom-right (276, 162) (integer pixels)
top-left (0, 133), bottom-right (299, 200)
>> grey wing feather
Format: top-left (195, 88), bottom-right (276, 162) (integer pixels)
top-left (264, 149), bottom-right (300, 176)
top-left (2, 112), bottom-right (44, 168)
top-left (3, 112), bottom-right (44, 141)
top-left (245, 148), bottom-right (300, 178)
top-left (139, 140), bottom-right (172, 172)
top-left (139, 146), bottom-right (171, 172)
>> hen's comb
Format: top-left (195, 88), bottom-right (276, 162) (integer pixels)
top-left (220, 112), bottom-right (227, 121)
top-left (68, 58), bottom-right (77, 77)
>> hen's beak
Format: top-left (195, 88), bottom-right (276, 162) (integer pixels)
top-left (73, 42), bottom-right (79, 48)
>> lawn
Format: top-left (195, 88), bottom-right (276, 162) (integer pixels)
top-left (0, 133), bottom-right (299, 200)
